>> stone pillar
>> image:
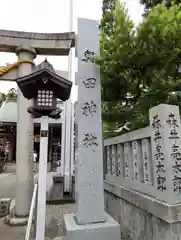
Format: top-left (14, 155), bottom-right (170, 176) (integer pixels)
top-left (124, 142), bottom-right (133, 179)
top-left (15, 44), bottom-right (36, 218)
top-left (60, 102), bottom-right (66, 176)
top-left (64, 18), bottom-right (120, 240)
top-left (132, 140), bottom-right (143, 182)
top-left (64, 100), bottom-right (72, 193)
top-left (70, 102), bottom-right (75, 177)
top-left (141, 138), bottom-right (153, 185)
top-left (36, 116), bottom-right (49, 240)
top-left (117, 143), bottom-right (124, 177)
top-left (149, 104), bottom-right (181, 204)
top-left (111, 145), bottom-right (117, 176)
top-left (106, 146), bottom-right (112, 175)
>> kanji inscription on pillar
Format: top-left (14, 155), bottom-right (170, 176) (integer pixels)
top-left (76, 18), bottom-right (105, 223)
top-left (132, 140), bottom-right (142, 181)
top-left (117, 144), bottom-right (124, 177)
top-left (83, 78), bottom-right (96, 89)
top-left (151, 114), bottom-right (166, 192)
top-left (166, 112), bottom-right (181, 194)
top-left (82, 101), bottom-right (97, 116)
top-left (82, 49), bottom-right (95, 63)
top-left (124, 142), bottom-right (132, 179)
top-left (111, 145), bottom-right (117, 176)
top-left (150, 104), bottom-right (181, 204)
top-left (106, 146), bottom-right (111, 174)
top-left (82, 133), bottom-right (98, 152)
top-left (141, 138), bottom-right (153, 185)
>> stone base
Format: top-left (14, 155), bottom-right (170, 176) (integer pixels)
top-left (0, 198), bottom-right (11, 218)
top-left (64, 212), bottom-right (120, 240)
top-left (4, 214), bottom-right (28, 226)
top-left (47, 175), bottom-right (75, 205)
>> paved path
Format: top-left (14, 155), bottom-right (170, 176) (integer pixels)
top-left (0, 172), bottom-right (16, 199)
top-left (0, 204), bottom-right (76, 240)
top-left (0, 218), bottom-right (26, 240)
top-left (0, 163), bottom-right (38, 199)
top-left (0, 164), bottom-right (73, 239)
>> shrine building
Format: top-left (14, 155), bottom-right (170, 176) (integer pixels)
top-left (0, 60), bottom-right (70, 164)
top-left (0, 98), bottom-right (64, 163)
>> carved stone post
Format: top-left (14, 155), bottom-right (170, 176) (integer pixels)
top-left (149, 104), bottom-right (181, 204)
top-left (64, 18), bottom-right (120, 240)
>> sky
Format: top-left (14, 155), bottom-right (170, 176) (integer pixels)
top-left (0, 0), bottom-right (144, 95)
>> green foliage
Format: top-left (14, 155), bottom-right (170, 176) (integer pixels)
top-left (135, 3), bottom-right (181, 116)
top-left (0, 88), bottom-right (17, 106)
top-left (99, 1), bottom-right (181, 131)
top-left (140, 0), bottom-right (181, 14)
top-left (99, 0), bottom-right (138, 131)
top-left (100, 0), bottom-right (116, 36)
top-left (6, 88), bottom-right (17, 100)
top-left (0, 92), bottom-right (6, 107)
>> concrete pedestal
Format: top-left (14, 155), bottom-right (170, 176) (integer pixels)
top-left (64, 212), bottom-right (120, 240)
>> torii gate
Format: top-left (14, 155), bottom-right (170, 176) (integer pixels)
top-left (0, 30), bottom-right (75, 223)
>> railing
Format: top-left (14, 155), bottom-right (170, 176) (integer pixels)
top-left (105, 126), bottom-right (153, 183)
top-left (104, 126), bottom-right (156, 196)
top-left (104, 104), bottom-right (181, 205)
top-left (25, 183), bottom-right (38, 240)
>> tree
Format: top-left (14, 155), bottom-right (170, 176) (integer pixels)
top-left (0, 88), bottom-right (17, 107)
top-left (140, 0), bottom-right (181, 14)
top-left (99, 0), bottom-right (140, 130)
top-left (135, 2), bottom-right (181, 111)
top-left (6, 88), bottom-right (17, 100)
top-left (99, 2), bottom-right (181, 131)
top-left (0, 93), bottom-right (6, 107)
top-left (100, 0), bottom-right (116, 36)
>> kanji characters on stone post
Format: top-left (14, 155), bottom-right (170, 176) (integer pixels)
top-left (149, 104), bottom-right (181, 204)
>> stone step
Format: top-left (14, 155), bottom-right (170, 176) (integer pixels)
top-left (47, 176), bottom-right (75, 205)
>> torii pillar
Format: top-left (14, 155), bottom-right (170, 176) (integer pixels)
top-left (15, 44), bottom-right (36, 220)
top-left (0, 30), bottom-right (75, 225)
top-left (4, 44), bottom-right (36, 225)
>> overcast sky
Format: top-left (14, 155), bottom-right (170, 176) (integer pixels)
top-left (0, 0), bottom-right (143, 94)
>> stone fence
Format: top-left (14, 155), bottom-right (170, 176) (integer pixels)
top-left (103, 104), bottom-right (181, 239)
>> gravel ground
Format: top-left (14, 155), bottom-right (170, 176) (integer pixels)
top-left (45, 203), bottom-right (76, 239)
top-left (0, 203), bottom-right (76, 240)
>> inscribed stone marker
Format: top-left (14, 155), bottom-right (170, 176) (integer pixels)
top-left (76, 18), bottom-right (105, 224)
top-left (124, 142), bottom-right (133, 179)
top-left (106, 146), bottom-right (112, 175)
top-left (132, 140), bottom-right (143, 182)
top-left (111, 145), bottom-right (117, 176)
top-left (141, 138), bottom-right (153, 185)
top-left (149, 104), bottom-right (181, 203)
top-left (117, 143), bottom-right (124, 177)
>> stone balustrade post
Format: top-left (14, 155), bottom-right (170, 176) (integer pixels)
top-left (149, 104), bottom-right (181, 204)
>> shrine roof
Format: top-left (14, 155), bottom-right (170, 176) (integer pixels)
top-left (34, 59), bottom-right (56, 73)
top-left (17, 59), bottom-right (72, 101)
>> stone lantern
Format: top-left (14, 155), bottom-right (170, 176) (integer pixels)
top-left (16, 59), bottom-right (72, 118)
top-left (16, 59), bottom-right (73, 239)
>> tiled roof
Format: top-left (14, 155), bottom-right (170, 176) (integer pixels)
top-left (34, 59), bottom-right (56, 73)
